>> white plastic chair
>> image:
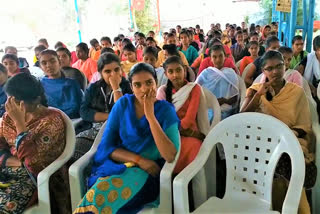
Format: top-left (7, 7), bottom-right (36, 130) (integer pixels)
top-left (317, 83), bottom-right (320, 101)
top-left (241, 63), bottom-right (253, 80)
top-left (237, 75), bottom-right (247, 109)
top-left (24, 108), bottom-right (76, 214)
top-left (69, 121), bottom-right (181, 214)
top-left (307, 96), bottom-right (320, 214)
top-left (202, 87), bottom-right (221, 129)
top-left (236, 59), bottom-right (242, 71)
top-left (173, 113), bottom-right (305, 214)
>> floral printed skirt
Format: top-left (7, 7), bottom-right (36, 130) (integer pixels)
top-left (0, 166), bottom-right (36, 214)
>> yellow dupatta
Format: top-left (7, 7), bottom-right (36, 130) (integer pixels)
top-left (249, 82), bottom-right (314, 162)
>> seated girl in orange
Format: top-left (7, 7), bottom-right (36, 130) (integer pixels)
top-left (156, 56), bottom-right (208, 173)
top-left (239, 41), bottom-right (259, 75)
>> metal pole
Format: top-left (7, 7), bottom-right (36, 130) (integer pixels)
top-left (128, 0), bottom-right (134, 29)
top-left (74, 0), bottom-right (82, 43)
top-left (306, 0), bottom-right (315, 52)
top-left (288, 0), bottom-right (298, 48)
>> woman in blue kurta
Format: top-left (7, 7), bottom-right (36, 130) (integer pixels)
top-left (39, 49), bottom-right (83, 119)
top-left (74, 63), bottom-right (180, 214)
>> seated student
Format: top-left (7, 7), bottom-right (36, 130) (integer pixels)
top-left (242, 29), bottom-right (249, 45)
top-left (89, 38), bottom-right (102, 62)
top-left (0, 73), bottom-right (70, 213)
top-left (143, 46), bottom-right (166, 87)
top-left (228, 25), bottom-right (237, 45)
top-left (188, 30), bottom-right (200, 51)
top-left (238, 32), bottom-right (266, 59)
top-left (113, 36), bottom-right (121, 55)
top-left (40, 49), bottom-right (83, 119)
top-left (146, 37), bottom-right (162, 52)
top-left (100, 36), bottom-right (113, 49)
top-left (198, 39), bottom-right (237, 75)
top-left (245, 35), bottom-right (280, 87)
top-left (1, 54), bottom-right (21, 77)
top-left (239, 41), bottom-right (259, 75)
top-left (34, 45), bottom-right (47, 67)
top-left (259, 25), bottom-right (271, 45)
top-left (90, 47), bottom-right (116, 84)
top-left (297, 35), bottom-right (320, 96)
top-left (56, 47), bottom-right (86, 90)
top-left (121, 43), bottom-right (138, 76)
top-left (0, 64), bottom-right (8, 116)
top-left (241, 50), bottom-right (314, 213)
top-left (75, 53), bottom-right (132, 161)
top-left (4, 46), bottom-right (30, 75)
top-left (72, 42), bottom-right (98, 82)
top-left (74, 63), bottom-right (180, 214)
top-left (163, 44), bottom-right (195, 82)
top-left (157, 56), bottom-right (207, 173)
top-left (54, 41), bottom-right (78, 65)
top-left (119, 38), bottom-right (133, 62)
top-left (290, 35), bottom-right (308, 69)
top-left (136, 33), bottom-right (146, 61)
top-left (231, 30), bottom-right (245, 62)
top-left (178, 30), bottom-right (199, 65)
top-left (156, 33), bottom-right (189, 67)
top-left (255, 46), bottom-right (303, 87)
top-left (196, 45), bottom-right (239, 120)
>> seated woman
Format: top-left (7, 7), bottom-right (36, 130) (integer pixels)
top-left (72, 42), bottom-right (98, 82)
top-left (239, 41), bottom-right (259, 75)
top-left (2, 54), bottom-right (21, 77)
top-left (196, 45), bottom-right (239, 120)
top-left (178, 30), bottom-right (199, 65)
top-left (297, 35), bottom-right (320, 95)
top-left (241, 50), bottom-right (315, 213)
top-left (75, 53), bottom-right (132, 161)
top-left (39, 49), bottom-right (83, 119)
top-left (0, 73), bottom-right (70, 213)
top-left (253, 46), bottom-right (303, 87)
top-left (74, 63), bottom-right (180, 213)
top-left (56, 47), bottom-right (87, 91)
top-left (142, 46), bottom-right (167, 87)
top-left (156, 56), bottom-right (208, 173)
top-left (0, 64), bottom-right (8, 117)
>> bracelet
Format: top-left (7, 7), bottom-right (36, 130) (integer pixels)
top-left (113, 88), bottom-right (122, 93)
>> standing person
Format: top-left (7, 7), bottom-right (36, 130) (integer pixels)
top-left (178, 30), bottom-right (199, 65)
top-left (72, 43), bottom-right (98, 82)
top-left (56, 47), bottom-right (86, 90)
top-left (157, 56), bottom-right (207, 173)
top-left (290, 35), bottom-right (309, 69)
top-left (74, 63), bottom-right (180, 214)
top-left (0, 63), bottom-right (8, 116)
top-left (40, 50), bottom-right (83, 119)
top-left (0, 73), bottom-right (70, 214)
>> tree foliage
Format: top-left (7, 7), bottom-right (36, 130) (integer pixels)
top-left (134, 0), bottom-right (157, 34)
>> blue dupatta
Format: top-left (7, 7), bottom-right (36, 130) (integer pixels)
top-left (89, 94), bottom-right (180, 187)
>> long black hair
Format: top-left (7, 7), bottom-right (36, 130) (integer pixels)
top-left (128, 63), bottom-right (157, 84)
top-left (4, 73), bottom-right (48, 107)
top-left (163, 56), bottom-right (184, 103)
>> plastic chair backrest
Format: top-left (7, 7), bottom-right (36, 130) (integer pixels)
top-left (241, 63), bottom-right (253, 80)
top-left (318, 83), bottom-right (320, 101)
top-left (237, 75), bottom-right (247, 109)
top-left (236, 59), bottom-right (242, 71)
top-left (302, 78), bottom-right (313, 99)
top-left (62, 68), bottom-right (88, 90)
top-left (36, 108), bottom-right (76, 213)
top-left (202, 87), bottom-right (221, 129)
top-left (203, 113), bottom-right (305, 212)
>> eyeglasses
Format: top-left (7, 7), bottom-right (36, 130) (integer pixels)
top-left (263, 63), bottom-right (284, 72)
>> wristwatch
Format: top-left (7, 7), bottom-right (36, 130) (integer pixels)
top-left (113, 88), bottom-right (122, 93)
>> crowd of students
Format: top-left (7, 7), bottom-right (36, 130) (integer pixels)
top-left (0, 20), bottom-right (319, 214)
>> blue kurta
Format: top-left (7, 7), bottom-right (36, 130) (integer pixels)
top-left (41, 77), bottom-right (83, 119)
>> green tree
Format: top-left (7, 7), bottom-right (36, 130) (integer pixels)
top-left (134, 0), bottom-right (157, 34)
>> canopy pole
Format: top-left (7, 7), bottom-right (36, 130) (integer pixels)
top-left (74, 0), bottom-right (82, 42)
